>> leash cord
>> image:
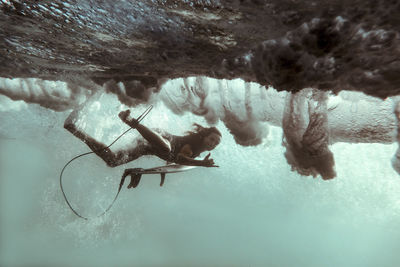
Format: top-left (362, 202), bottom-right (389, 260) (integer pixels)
top-left (59, 105), bottom-right (153, 220)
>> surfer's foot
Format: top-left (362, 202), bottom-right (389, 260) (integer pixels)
top-left (64, 120), bottom-right (78, 133)
top-left (64, 109), bottom-right (79, 132)
top-left (119, 110), bottom-right (139, 127)
top-left (64, 97), bottom-right (90, 129)
top-left (118, 110), bottom-right (131, 121)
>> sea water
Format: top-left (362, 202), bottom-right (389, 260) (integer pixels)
top-left (1, 95), bottom-right (400, 267)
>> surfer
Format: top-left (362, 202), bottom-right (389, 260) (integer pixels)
top-left (64, 109), bottom-right (221, 168)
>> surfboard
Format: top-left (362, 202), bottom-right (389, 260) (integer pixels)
top-left (128, 164), bottom-right (197, 174)
top-left (122, 164), bottom-right (198, 188)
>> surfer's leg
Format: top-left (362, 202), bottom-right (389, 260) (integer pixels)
top-left (65, 121), bottom-right (152, 167)
top-left (119, 110), bottom-right (171, 154)
top-left (64, 122), bottom-right (119, 166)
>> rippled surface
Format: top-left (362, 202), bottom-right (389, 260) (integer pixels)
top-left (1, 0), bottom-right (399, 97)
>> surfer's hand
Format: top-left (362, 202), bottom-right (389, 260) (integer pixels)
top-left (202, 153), bottom-right (217, 167)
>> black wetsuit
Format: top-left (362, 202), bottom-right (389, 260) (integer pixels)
top-left (156, 132), bottom-right (202, 163)
top-left (123, 133), bottom-right (202, 188)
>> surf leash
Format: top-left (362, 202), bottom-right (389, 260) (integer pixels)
top-left (59, 105), bottom-right (153, 220)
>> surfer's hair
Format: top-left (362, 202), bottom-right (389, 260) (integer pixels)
top-left (178, 124), bottom-right (221, 158)
top-left (187, 123), bottom-right (221, 139)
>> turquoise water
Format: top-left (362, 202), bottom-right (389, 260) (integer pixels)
top-left (1, 99), bottom-right (400, 267)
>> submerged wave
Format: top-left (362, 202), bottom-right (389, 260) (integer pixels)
top-left (1, 76), bottom-right (399, 178)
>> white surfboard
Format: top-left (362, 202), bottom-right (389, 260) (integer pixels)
top-left (122, 164), bottom-right (198, 188)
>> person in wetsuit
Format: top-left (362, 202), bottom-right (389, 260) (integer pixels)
top-left (64, 109), bottom-right (221, 168)
top-left (118, 109), bottom-right (221, 167)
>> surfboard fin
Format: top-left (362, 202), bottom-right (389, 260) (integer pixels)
top-left (128, 173), bottom-right (143, 188)
top-left (160, 173), bottom-right (166, 187)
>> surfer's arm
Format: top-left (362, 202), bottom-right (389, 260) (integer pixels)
top-left (174, 144), bottom-right (216, 167)
top-left (175, 149), bottom-right (216, 167)
top-left (119, 110), bottom-right (171, 154)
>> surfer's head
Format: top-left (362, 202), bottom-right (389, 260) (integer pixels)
top-left (203, 131), bottom-right (221, 150)
top-left (187, 124), bottom-right (222, 151)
